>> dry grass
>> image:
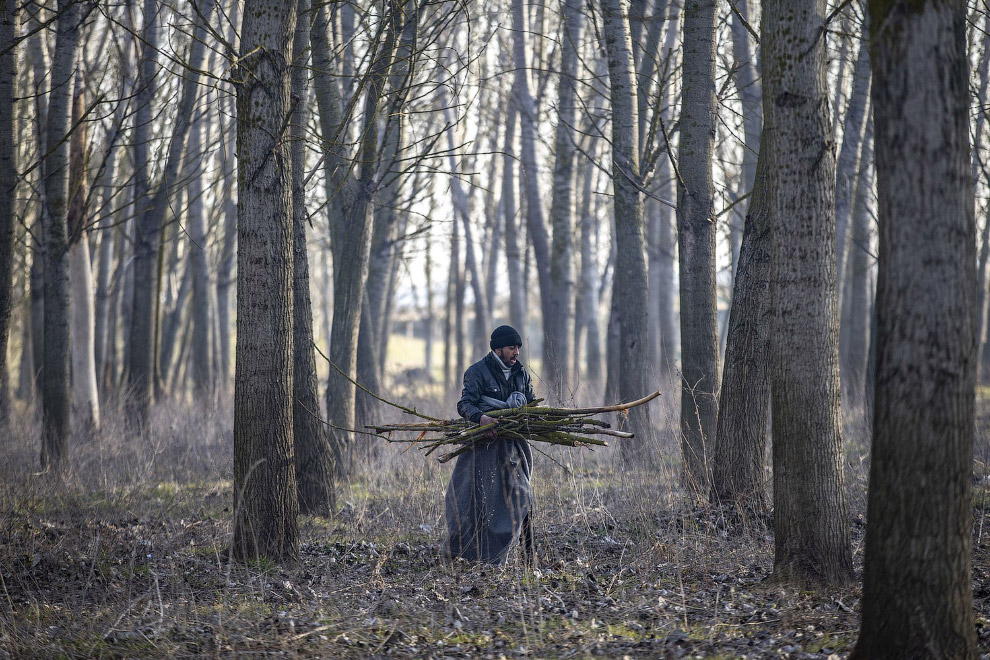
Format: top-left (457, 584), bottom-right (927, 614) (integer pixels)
top-left (0, 386), bottom-right (988, 659)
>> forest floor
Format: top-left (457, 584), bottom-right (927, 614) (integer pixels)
top-left (2, 392), bottom-right (990, 659)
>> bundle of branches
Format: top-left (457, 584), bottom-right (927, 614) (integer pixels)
top-left (368, 390), bottom-right (661, 463)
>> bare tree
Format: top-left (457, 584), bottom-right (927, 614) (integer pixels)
top-left (764, 0), bottom-right (852, 586)
top-left (600, 0), bottom-right (655, 453)
top-left (67, 79), bottom-right (99, 430)
top-left (839, 121), bottom-right (873, 410)
top-left (677, 0), bottom-right (719, 491)
top-left (292, 0), bottom-right (335, 515)
top-left (501, 108), bottom-right (526, 333)
top-left (232, 0), bottom-right (299, 562)
top-left (833, 8), bottom-right (871, 313)
top-left (187, 114), bottom-right (213, 397)
top-left (544, 0), bottom-right (584, 398)
top-left (853, 1), bottom-right (977, 656)
top-left (310, 0), bottom-right (406, 477)
top-left (125, 0), bottom-right (161, 419)
top-left (710, 124), bottom-right (772, 519)
top-left (0, 0), bottom-right (16, 423)
top-left (40, 0), bottom-right (83, 470)
top-left (727, 0), bottom-right (761, 273)
top-left (127, 0), bottom-right (214, 421)
top-left (510, 0), bottom-right (560, 397)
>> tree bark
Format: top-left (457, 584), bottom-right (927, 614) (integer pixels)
top-left (128, 0), bottom-right (214, 421)
top-left (544, 0), bottom-right (583, 398)
top-left (834, 10), bottom-right (871, 319)
top-left (839, 121), bottom-right (873, 409)
top-left (312, 0), bottom-right (403, 478)
top-left (501, 108), bottom-right (526, 333)
top-left (511, 0), bottom-right (556, 394)
top-left (216, 109), bottom-right (237, 391)
top-left (970, 10), bottom-right (990, 382)
top-left (601, 0), bottom-right (655, 455)
top-left (440, 100), bottom-right (488, 358)
top-left (232, 0), bottom-right (299, 562)
top-left (677, 0), bottom-right (719, 492)
top-left (710, 125), bottom-right (772, 519)
top-left (125, 0), bottom-right (161, 421)
top-left (764, 0), bottom-right (852, 587)
top-left (67, 81), bottom-right (99, 430)
top-left (0, 0), bottom-right (16, 425)
top-left (657, 1), bottom-right (680, 371)
top-left (291, 0), bottom-right (335, 516)
top-left (853, 2), bottom-right (976, 657)
top-left (40, 0), bottom-right (82, 470)
top-left (578, 146), bottom-right (602, 387)
top-left (187, 113), bottom-right (213, 397)
top-left (729, 0), bottom-right (761, 274)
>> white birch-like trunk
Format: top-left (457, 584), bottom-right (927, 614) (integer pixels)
top-left (69, 240), bottom-right (99, 428)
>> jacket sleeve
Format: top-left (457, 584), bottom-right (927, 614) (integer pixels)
top-left (457, 365), bottom-right (485, 423)
top-left (523, 371), bottom-right (536, 403)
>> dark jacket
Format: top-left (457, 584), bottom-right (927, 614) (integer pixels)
top-left (457, 352), bottom-right (536, 423)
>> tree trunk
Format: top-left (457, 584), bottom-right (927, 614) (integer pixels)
top-left (729, 0), bottom-right (761, 274)
top-left (216, 110), bottom-right (237, 390)
top-left (232, 0), bottom-right (299, 562)
top-left (511, 0), bottom-right (556, 394)
top-left (216, 0), bottom-right (240, 390)
top-left (159, 244), bottom-right (191, 391)
top-left (601, 0), bottom-right (655, 455)
top-left (501, 108), bottom-right (526, 333)
top-left (29, 222), bottom-right (43, 400)
top-left (40, 0), bottom-right (82, 470)
top-left (834, 12), bottom-right (871, 321)
top-left (0, 0), bottom-right (16, 425)
top-left (128, 0), bottom-right (214, 421)
top-left (94, 144), bottom-right (119, 394)
top-left (125, 0), bottom-right (161, 421)
top-left (839, 122), bottom-right (873, 409)
top-left (764, 0), bottom-right (852, 587)
top-left (312, 0), bottom-right (402, 478)
top-left (677, 0), bottom-right (719, 492)
top-left (67, 82), bottom-right (99, 430)
top-left (440, 100), bottom-right (489, 358)
top-left (710, 125), bottom-right (772, 519)
top-left (443, 216), bottom-right (456, 392)
top-left (970, 10), bottom-right (990, 382)
top-left (578, 148), bottom-right (602, 388)
top-left (291, 0), bottom-right (335, 516)
top-left (187, 114), bottom-right (213, 397)
top-left (657, 1), bottom-right (680, 371)
top-left (93, 46), bottom-right (134, 395)
top-left (544, 0), bottom-right (583, 398)
top-left (852, 2), bottom-right (977, 657)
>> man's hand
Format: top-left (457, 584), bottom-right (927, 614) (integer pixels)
top-left (479, 414), bottom-right (498, 438)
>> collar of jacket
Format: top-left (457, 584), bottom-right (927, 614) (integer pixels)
top-left (485, 352), bottom-right (523, 386)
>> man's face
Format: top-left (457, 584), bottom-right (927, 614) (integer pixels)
top-left (496, 345), bottom-right (520, 366)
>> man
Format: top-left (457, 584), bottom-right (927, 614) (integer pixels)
top-left (445, 325), bottom-right (537, 565)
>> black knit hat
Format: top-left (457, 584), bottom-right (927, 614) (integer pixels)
top-left (490, 325), bottom-right (523, 350)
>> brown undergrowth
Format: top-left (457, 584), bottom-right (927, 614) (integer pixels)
top-left (1, 390), bottom-right (989, 659)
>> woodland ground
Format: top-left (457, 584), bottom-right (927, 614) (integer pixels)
top-left (2, 387), bottom-right (990, 659)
